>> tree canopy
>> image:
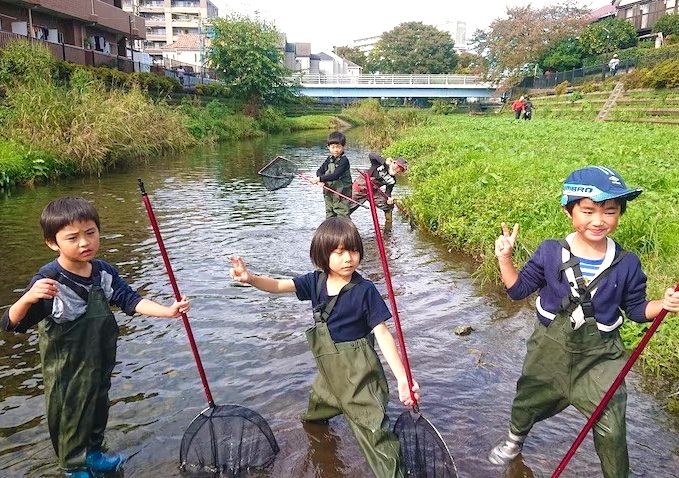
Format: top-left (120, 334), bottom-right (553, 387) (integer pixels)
top-left (334, 46), bottom-right (370, 72)
top-left (368, 22), bottom-right (458, 74)
top-left (539, 36), bottom-right (584, 71)
top-left (207, 14), bottom-right (292, 114)
top-left (653, 13), bottom-right (679, 37)
top-left (472, 3), bottom-right (589, 77)
top-left (578, 18), bottom-right (638, 56)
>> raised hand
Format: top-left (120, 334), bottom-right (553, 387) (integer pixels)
top-left (229, 255), bottom-right (251, 284)
top-left (495, 222), bottom-right (519, 259)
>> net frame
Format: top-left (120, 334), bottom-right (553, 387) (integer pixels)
top-left (393, 410), bottom-right (458, 478)
top-left (257, 156), bottom-right (297, 191)
top-left (180, 404), bottom-right (279, 477)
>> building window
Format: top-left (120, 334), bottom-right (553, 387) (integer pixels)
top-left (640, 3), bottom-right (650, 29)
top-left (667, 0), bottom-right (677, 13)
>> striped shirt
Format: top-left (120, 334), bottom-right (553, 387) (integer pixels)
top-left (575, 255), bottom-right (605, 284)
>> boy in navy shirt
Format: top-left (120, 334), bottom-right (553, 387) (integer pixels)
top-left (3, 197), bottom-right (190, 478)
top-left (488, 166), bottom-right (679, 477)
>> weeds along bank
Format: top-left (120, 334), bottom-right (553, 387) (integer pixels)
top-left (386, 115), bottom-right (679, 404)
top-left (0, 41), bottom-right (335, 190)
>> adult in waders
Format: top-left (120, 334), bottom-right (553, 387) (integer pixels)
top-left (229, 217), bottom-right (420, 478)
top-left (350, 153), bottom-right (408, 226)
top-left (309, 131), bottom-right (353, 218)
top-left (2, 197), bottom-right (190, 478)
top-left (488, 167), bottom-right (679, 477)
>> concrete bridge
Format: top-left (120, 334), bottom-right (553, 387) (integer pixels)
top-left (287, 74), bottom-right (497, 99)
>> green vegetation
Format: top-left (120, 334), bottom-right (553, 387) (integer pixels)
top-left (385, 115), bottom-right (679, 401)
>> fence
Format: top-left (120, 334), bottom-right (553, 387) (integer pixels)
top-left (520, 58), bottom-right (637, 89)
top-left (0, 30), bottom-right (220, 86)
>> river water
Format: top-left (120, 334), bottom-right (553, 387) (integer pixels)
top-left (1, 130), bottom-right (678, 478)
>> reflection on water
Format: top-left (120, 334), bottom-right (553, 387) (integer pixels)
top-left (1, 130), bottom-right (678, 477)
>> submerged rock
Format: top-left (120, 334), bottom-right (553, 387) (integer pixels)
top-left (454, 325), bottom-right (474, 336)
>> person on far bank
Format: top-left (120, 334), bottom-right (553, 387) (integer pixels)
top-left (229, 217), bottom-right (420, 477)
top-left (2, 197), bottom-right (190, 478)
top-left (349, 152), bottom-right (409, 225)
top-left (511, 96), bottom-right (525, 120)
top-left (309, 131), bottom-right (353, 218)
top-left (608, 54), bottom-right (620, 76)
top-left (488, 166), bottom-right (679, 477)
top-left (522, 96), bottom-right (534, 120)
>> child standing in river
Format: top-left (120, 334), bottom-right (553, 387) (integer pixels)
top-left (229, 217), bottom-right (420, 477)
top-left (2, 197), bottom-right (190, 478)
top-left (488, 166), bottom-right (679, 477)
top-left (309, 131), bottom-right (353, 218)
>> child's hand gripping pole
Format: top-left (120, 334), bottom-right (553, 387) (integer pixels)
top-left (297, 171), bottom-right (369, 209)
top-left (552, 282), bottom-right (679, 478)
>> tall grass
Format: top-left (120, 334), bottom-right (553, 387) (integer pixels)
top-left (386, 115), bottom-right (679, 401)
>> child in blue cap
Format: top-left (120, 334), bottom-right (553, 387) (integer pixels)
top-left (488, 166), bottom-right (679, 477)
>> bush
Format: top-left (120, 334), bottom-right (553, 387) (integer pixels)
top-left (430, 99), bottom-right (458, 115)
top-left (653, 13), bottom-right (679, 37)
top-left (554, 80), bottom-right (571, 96)
top-left (195, 82), bottom-right (231, 97)
top-left (256, 106), bottom-right (287, 133)
top-left (0, 40), bottom-right (56, 86)
top-left (644, 59), bottom-right (679, 89)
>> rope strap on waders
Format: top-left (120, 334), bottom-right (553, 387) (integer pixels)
top-left (557, 239), bottom-right (627, 321)
top-left (314, 272), bottom-right (359, 323)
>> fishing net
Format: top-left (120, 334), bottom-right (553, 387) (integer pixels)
top-left (394, 410), bottom-right (458, 478)
top-left (258, 156), bottom-right (297, 191)
top-left (180, 404), bottom-right (279, 477)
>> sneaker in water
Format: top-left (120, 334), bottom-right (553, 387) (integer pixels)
top-left (488, 439), bottom-right (523, 465)
top-left (85, 449), bottom-right (125, 472)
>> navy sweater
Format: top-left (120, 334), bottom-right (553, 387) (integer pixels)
top-left (507, 237), bottom-right (649, 331)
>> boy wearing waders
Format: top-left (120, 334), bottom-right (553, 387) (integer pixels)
top-left (229, 217), bottom-right (420, 477)
top-left (309, 131), bottom-right (353, 218)
top-left (488, 167), bottom-right (679, 477)
top-left (349, 153), bottom-right (408, 225)
top-left (2, 197), bottom-right (190, 478)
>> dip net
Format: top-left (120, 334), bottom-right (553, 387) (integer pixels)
top-left (258, 156), bottom-right (297, 191)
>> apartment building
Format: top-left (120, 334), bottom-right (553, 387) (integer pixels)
top-left (0, 0), bottom-right (145, 56)
top-left (613, 0), bottom-right (678, 34)
top-left (122, 0), bottom-right (217, 62)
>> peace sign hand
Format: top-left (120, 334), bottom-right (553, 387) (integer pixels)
top-left (495, 222), bottom-right (519, 259)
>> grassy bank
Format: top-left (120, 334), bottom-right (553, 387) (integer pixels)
top-left (385, 115), bottom-right (679, 405)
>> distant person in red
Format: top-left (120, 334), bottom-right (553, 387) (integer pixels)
top-left (511, 96), bottom-right (525, 120)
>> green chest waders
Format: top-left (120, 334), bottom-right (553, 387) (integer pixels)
top-left (510, 313), bottom-right (629, 478)
top-left (39, 268), bottom-right (119, 471)
top-left (323, 159), bottom-right (352, 218)
top-left (302, 273), bottom-right (403, 478)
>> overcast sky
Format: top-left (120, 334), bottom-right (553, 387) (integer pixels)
top-left (210, 0), bottom-right (601, 52)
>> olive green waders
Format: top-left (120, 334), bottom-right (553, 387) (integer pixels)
top-left (302, 277), bottom-right (403, 478)
top-left (38, 275), bottom-right (119, 472)
top-left (323, 158), bottom-right (353, 218)
top-left (509, 313), bottom-right (628, 478)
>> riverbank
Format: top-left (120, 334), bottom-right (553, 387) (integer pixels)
top-left (385, 115), bottom-right (679, 407)
top-left (0, 41), bottom-right (341, 191)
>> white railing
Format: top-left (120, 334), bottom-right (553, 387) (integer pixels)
top-left (288, 73), bottom-right (483, 86)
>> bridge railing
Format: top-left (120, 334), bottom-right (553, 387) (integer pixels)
top-left (288, 73), bottom-right (483, 85)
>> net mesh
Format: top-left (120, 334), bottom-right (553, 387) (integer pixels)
top-left (180, 404), bottom-right (279, 477)
top-left (258, 156), bottom-right (297, 191)
top-left (394, 410), bottom-right (458, 478)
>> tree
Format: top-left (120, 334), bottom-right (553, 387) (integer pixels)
top-left (472, 3), bottom-right (589, 78)
top-left (539, 36), bottom-right (585, 71)
top-left (207, 14), bottom-right (293, 115)
top-left (334, 45), bottom-right (370, 72)
top-left (579, 18), bottom-right (638, 56)
top-left (653, 13), bottom-right (679, 37)
top-left (454, 52), bottom-right (485, 74)
top-left (368, 22), bottom-right (458, 74)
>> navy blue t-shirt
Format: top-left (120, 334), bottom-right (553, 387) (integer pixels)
top-left (292, 270), bottom-right (391, 343)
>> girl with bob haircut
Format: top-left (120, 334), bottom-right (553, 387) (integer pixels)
top-left (229, 217), bottom-right (419, 477)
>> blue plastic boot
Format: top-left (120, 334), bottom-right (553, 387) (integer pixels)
top-left (85, 450), bottom-right (125, 472)
top-left (64, 470), bottom-right (93, 478)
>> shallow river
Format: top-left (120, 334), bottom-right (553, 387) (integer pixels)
top-left (1, 130), bottom-right (678, 477)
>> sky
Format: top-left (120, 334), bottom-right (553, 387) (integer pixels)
top-left (210, 0), bottom-right (602, 52)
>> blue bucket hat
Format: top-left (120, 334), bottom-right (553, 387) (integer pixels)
top-left (560, 166), bottom-right (642, 206)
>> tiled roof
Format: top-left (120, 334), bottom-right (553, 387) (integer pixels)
top-left (590, 4), bottom-right (616, 20)
top-left (162, 34), bottom-right (208, 50)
